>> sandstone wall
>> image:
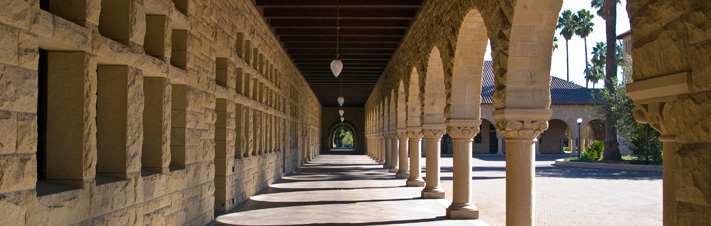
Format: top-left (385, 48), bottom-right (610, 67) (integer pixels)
top-left (0, 0), bottom-right (320, 225)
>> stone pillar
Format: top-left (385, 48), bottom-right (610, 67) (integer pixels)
top-left (496, 132), bottom-right (504, 155)
top-left (535, 135), bottom-right (541, 156)
top-left (421, 126), bottom-right (446, 199)
top-left (396, 130), bottom-right (409, 179)
top-left (388, 133), bottom-right (399, 173)
top-left (383, 133), bottom-right (391, 169)
top-left (630, 99), bottom-right (680, 225)
top-left (379, 134), bottom-right (386, 164)
top-left (660, 136), bottom-right (677, 226)
top-left (445, 119), bottom-right (481, 219)
top-left (494, 109), bottom-right (551, 225)
top-left (406, 129), bottom-right (425, 187)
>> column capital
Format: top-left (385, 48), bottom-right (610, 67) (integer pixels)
top-left (493, 108), bottom-right (551, 139)
top-left (632, 100), bottom-right (677, 137)
top-left (406, 127), bottom-right (424, 139)
top-left (422, 123), bottom-right (446, 138)
top-left (446, 119), bottom-right (482, 139)
top-left (396, 128), bottom-right (409, 139)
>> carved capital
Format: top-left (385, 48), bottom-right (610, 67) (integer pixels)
top-left (422, 129), bottom-right (446, 138)
top-left (406, 127), bottom-right (424, 139)
top-left (396, 128), bottom-right (408, 139)
top-left (447, 126), bottom-right (480, 139)
top-left (445, 119), bottom-right (482, 139)
top-left (493, 108), bottom-right (551, 139)
top-left (633, 100), bottom-right (676, 136)
top-left (495, 119), bottom-right (548, 139)
top-left (422, 123), bottom-right (446, 138)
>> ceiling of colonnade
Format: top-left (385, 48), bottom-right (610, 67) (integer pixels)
top-left (253, 0), bottom-right (424, 107)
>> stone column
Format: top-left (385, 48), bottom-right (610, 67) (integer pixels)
top-left (445, 119), bottom-right (481, 219)
top-left (535, 135), bottom-right (541, 156)
top-left (396, 130), bottom-right (409, 179)
top-left (421, 126), bottom-right (446, 199)
top-left (388, 133), bottom-right (399, 173)
top-left (496, 132), bottom-right (504, 155)
top-left (406, 129), bottom-right (425, 187)
top-left (630, 100), bottom-right (679, 225)
top-left (383, 133), bottom-right (391, 169)
top-left (494, 109), bottom-right (551, 225)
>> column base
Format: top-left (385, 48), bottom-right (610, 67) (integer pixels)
top-left (405, 178), bottom-right (425, 187)
top-left (421, 187), bottom-right (445, 199)
top-left (388, 168), bottom-right (398, 173)
top-left (378, 160), bottom-right (385, 164)
top-left (395, 171), bottom-right (409, 179)
top-left (446, 203), bottom-right (479, 219)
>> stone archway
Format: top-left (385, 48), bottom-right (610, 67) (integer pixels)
top-left (328, 122), bottom-right (358, 151)
top-left (540, 119), bottom-right (571, 154)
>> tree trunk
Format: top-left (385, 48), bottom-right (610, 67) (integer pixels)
top-left (584, 37), bottom-right (589, 88)
top-left (603, 0), bottom-right (621, 160)
top-left (566, 39), bottom-right (570, 81)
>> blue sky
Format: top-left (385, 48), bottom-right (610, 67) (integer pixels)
top-left (484, 0), bottom-right (631, 88)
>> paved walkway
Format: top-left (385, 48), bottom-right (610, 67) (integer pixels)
top-left (214, 154), bottom-right (662, 226)
top-left (438, 154), bottom-right (663, 226)
top-left (214, 155), bottom-right (489, 226)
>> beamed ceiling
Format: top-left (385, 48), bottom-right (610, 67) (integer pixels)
top-left (254, 0), bottom-right (424, 107)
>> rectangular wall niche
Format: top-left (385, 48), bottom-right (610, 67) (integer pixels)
top-left (37, 50), bottom-right (88, 194)
top-left (142, 77), bottom-right (170, 174)
top-left (216, 58), bottom-right (228, 88)
top-left (170, 84), bottom-right (187, 169)
top-left (40, 0), bottom-right (88, 26)
top-left (99, 0), bottom-right (131, 45)
top-left (171, 30), bottom-right (188, 70)
top-left (235, 103), bottom-right (243, 158)
top-left (172, 0), bottom-right (188, 15)
top-left (144, 15), bottom-right (167, 61)
top-left (235, 68), bottom-right (244, 95)
top-left (96, 65), bottom-right (132, 180)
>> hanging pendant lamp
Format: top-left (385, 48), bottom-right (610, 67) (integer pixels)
top-left (331, 58), bottom-right (343, 78)
top-left (331, 0), bottom-right (342, 78)
top-left (337, 96), bottom-right (345, 106)
top-left (339, 109), bottom-right (344, 116)
top-left (340, 117), bottom-right (345, 122)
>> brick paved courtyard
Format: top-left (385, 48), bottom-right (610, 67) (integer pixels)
top-left (215, 154), bottom-right (662, 225)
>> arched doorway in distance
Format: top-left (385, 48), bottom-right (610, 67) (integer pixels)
top-left (328, 120), bottom-right (358, 154)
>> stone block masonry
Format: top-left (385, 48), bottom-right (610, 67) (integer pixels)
top-left (0, 0), bottom-right (320, 225)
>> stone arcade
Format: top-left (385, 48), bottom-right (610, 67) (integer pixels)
top-left (0, 0), bottom-right (710, 225)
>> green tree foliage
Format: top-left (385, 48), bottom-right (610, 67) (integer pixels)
top-left (592, 77), bottom-right (662, 163)
top-left (333, 126), bottom-right (354, 148)
top-left (581, 140), bottom-right (604, 161)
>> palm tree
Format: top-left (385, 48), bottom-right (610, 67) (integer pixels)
top-left (556, 10), bottom-right (576, 82)
top-left (553, 36), bottom-right (559, 52)
top-left (591, 0), bottom-right (621, 20)
top-left (588, 42), bottom-right (607, 88)
top-left (573, 9), bottom-right (594, 88)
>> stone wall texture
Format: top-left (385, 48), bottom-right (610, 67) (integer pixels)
top-left (0, 0), bottom-right (321, 225)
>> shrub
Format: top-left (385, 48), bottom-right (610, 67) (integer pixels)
top-left (581, 140), bottom-right (604, 161)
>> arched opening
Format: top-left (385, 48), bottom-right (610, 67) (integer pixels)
top-left (332, 126), bottom-right (354, 149)
top-left (423, 47), bottom-right (446, 125)
top-left (582, 119), bottom-right (604, 149)
top-left (539, 119), bottom-right (570, 154)
top-left (328, 121), bottom-right (358, 153)
top-left (448, 9), bottom-right (488, 121)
